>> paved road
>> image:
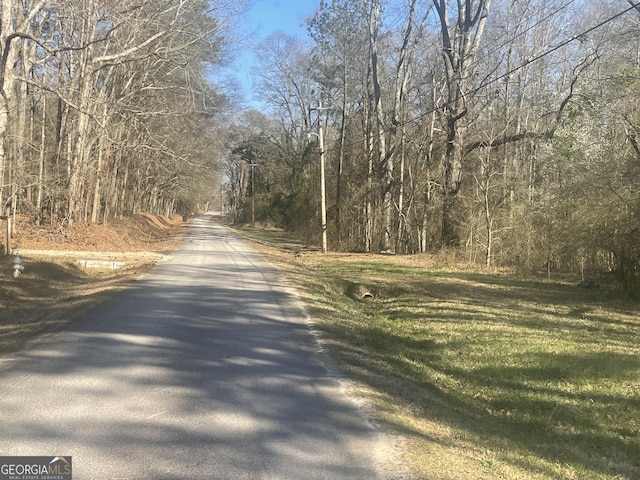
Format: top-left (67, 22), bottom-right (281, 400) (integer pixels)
top-left (0, 215), bottom-right (396, 479)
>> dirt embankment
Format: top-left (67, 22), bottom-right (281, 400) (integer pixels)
top-left (0, 213), bottom-right (190, 356)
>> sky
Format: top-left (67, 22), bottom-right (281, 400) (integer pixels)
top-left (230, 0), bottom-right (320, 107)
top-left (241, 0), bottom-right (319, 37)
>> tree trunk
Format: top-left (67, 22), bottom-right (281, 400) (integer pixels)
top-left (36, 93), bottom-right (47, 224)
top-left (336, 64), bottom-right (347, 249)
top-left (364, 100), bottom-right (374, 253)
top-left (369, 0), bottom-right (392, 251)
top-left (433, 0), bottom-right (492, 245)
top-left (396, 128), bottom-right (406, 253)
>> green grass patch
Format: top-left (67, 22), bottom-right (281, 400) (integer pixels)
top-left (233, 225), bottom-right (640, 480)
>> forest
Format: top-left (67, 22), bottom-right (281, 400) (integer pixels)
top-left (1, 1), bottom-right (640, 295)
top-left (0, 0), bottom-right (230, 228)
top-left (228, 0), bottom-right (640, 296)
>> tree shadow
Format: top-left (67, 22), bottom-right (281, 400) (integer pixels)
top-left (303, 260), bottom-right (640, 479)
top-left (0, 218), bottom-right (392, 480)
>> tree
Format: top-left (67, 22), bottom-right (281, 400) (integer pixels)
top-left (253, 33), bottom-right (330, 239)
top-left (0, 0), bottom-right (48, 211)
top-left (308, 0), bottom-right (369, 249)
top-left (432, 0), bottom-right (492, 246)
top-left (0, 0), bottom-right (232, 228)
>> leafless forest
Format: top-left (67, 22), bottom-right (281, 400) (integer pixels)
top-left (1, 1), bottom-right (640, 293)
top-left (0, 0), bottom-right (231, 228)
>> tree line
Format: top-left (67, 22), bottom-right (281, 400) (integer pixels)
top-left (0, 0), bottom-right (233, 229)
top-left (2, 1), bottom-right (639, 295)
top-left (225, 0), bottom-right (640, 295)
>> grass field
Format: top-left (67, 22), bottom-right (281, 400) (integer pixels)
top-left (234, 225), bottom-right (640, 480)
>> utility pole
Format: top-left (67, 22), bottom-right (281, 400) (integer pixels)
top-left (249, 158), bottom-right (258, 227)
top-left (319, 115), bottom-right (328, 254)
top-left (309, 100), bottom-right (328, 253)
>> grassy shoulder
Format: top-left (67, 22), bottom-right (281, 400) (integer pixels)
top-left (232, 224), bottom-right (640, 480)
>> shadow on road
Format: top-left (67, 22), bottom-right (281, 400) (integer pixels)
top-left (0, 217), bottom-right (393, 480)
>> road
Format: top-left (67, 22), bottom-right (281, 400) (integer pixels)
top-left (0, 215), bottom-right (397, 479)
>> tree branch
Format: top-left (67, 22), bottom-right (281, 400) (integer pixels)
top-left (464, 130), bottom-right (553, 155)
top-left (627, 0), bottom-right (640, 14)
top-left (628, 134), bottom-right (640, 163)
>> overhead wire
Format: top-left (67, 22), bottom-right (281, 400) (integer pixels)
top-left (403, 2), bottom-right (639, 130)
top-left (469, 0), bottom-right (581, 74)
top-left (479, 3), bottom-right (638, 88)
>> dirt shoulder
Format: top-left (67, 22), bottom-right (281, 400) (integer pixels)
top-left (0, 213), bottom-right (190, 357)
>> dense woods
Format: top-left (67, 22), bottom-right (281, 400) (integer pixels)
top-left (0, 0), bottom-right (230, 229)
top-left (226, 0), bottom-right (640, 296)
top-left (2, 1), bottom-right (640, 295)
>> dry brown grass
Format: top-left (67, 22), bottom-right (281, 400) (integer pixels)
top-left (0, 213), bottom-right (188, 356)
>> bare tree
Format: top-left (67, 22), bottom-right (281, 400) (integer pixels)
top-left (0, 0), bottom-right (233, 231)
top-left (432, 0), bottom-right (492, 246)
top-left (0, 1), bottom-right (48, 212)
top-left (308, 0), bottom-right (370, 248)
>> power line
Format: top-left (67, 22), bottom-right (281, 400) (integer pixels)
top-left (482, 4), bottom-right (637, 89)
top-left (473, 0), bottom-right (581, 70)
top-left (406, 3), bottom-right (638, 129)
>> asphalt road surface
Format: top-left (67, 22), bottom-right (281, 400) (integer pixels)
top-left (0, 214), bottom-right (399, 480)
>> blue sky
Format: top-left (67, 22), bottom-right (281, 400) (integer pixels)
top-left (231, 0), bottom-right (320, 106)
top-left (241, 0), bottom-right (319, 37)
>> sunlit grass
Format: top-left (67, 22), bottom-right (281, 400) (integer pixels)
top-left (232, 225), bottom-right (640, 480)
